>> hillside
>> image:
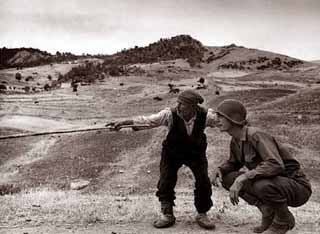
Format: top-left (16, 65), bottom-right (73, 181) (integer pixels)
top-left (101, 35), bottom-right (310, 72)
top-left (0, 35), bottom-right (320, 233)
top-left (64, 35), bottom-right (312, 85)
top-left (0, 47), bottom-right (78, 69)
top-left (1, 35), bottom-right (315, 95)
top-left (1, 62), bottom-right (320, 233)
top-left (1, 35), bottom-right (312, 73)
top-left (203, 44), bottom-right (309, 71)
top-left (103, 34), bottom-right (206, 67)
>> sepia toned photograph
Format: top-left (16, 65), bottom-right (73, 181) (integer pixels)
top-left (0, 0), bottom-right (319, 233)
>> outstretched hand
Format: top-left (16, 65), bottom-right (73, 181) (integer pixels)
top-left (106, 120), bottom-right (133, 131)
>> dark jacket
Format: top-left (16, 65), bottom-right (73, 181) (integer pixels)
top-left (162, 107), bottom-right (207, 158)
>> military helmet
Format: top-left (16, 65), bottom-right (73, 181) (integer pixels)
top-left (216, 99), bottom-right (247, 125)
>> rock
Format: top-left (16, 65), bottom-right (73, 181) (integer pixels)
top-left (198, 77), bottom-right (205, 84)
top-left (153, 96), bottom-right (162, 101)
top-left (70, 179), bottom-right (90, 190)
top-left (169, 88), bottom-right (180, 94)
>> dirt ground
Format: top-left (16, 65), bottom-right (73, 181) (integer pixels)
top-left (1, 223), bottom-right (318, 234)
top-left (0, 61), bottom-right (320, 233)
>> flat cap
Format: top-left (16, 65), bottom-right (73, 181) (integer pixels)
top-left (177, 89), bottom-right (204, 105)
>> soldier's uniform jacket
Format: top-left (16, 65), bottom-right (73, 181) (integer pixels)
top-left (219, 126), bottom-right (311, 191)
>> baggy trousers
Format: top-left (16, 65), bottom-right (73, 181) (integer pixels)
top-left (222, 171), bottom-right (312, 207)
top-left (156, 148), bottom-right (213, 213)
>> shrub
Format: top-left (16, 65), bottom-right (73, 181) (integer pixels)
top-left (24, 86), bottom-right (30, 92)
top-left (58, 73), bottom-right (64, 81)
top-left (0, 84), bottom-right (7, 90)
top-left (44, 84), bottom-right (51, 91)
top-left (109, 66), bottom-right (122, 76)
top-left (272, 57), bottom-right (282, 66)
top-left (25, 76), bottom-right (34, 81)
top-left (15, 72), bottom-right (22, 81)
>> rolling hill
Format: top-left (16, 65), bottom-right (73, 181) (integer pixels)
top-left (0, 47), bottom-right (78, 69)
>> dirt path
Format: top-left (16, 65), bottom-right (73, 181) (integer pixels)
top-left (0, 221), bottom-right (318, 234)
top-left (0, 223), bottom-right (262, 234)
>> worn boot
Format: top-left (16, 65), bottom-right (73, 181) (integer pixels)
top-left (264, 204), bottom-right (295, 234)
top-left (196, 213), bottom-right (216, 230)
top-left (153, 202), bottom-right (176, 228)
top-left (253, 204), bottom-right (275, 233)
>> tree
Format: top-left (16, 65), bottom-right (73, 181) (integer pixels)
top-left (58, 73), bottom-right (64, 81)
top-left (0, 84), bottom-right (6, 91)
top-left (25, 76), bottom-right (34, 82)
top-left (24, 86), bottom-right (30, 92)
top-left (44, 84), bottom-right (51, 91)
top-left (15, 72), bottom-right (22, 81)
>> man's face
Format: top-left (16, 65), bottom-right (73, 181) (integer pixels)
top-left (217, 113), bottom-right (233, 132)
top-left (177, 102), bottom-right (196, 120)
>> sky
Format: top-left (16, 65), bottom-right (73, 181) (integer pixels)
top-left (1, 0), bottom-right (320, 61)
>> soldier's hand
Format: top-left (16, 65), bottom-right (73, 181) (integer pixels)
top-left (229, 173), bottom-right (248, 205)
top-left (211, 168), bottom-right (223, 187)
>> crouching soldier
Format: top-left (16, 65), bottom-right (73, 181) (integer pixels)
top-left (211, 99), bottom-right (312, 234)
top-left (110, 90), bottom-right (217, 229)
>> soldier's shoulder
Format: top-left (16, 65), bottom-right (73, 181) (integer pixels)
top-left (246, 126), bottom-right (267, 138)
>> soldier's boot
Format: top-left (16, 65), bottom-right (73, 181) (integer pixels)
top-left (253, 204), bottom-right (275, 233)
top-left (196, 213), bottom-right (216, 230)
top-left (153, 202), bottom-right (176, 228)
top-left (264, 204), bottom-right (295, 234)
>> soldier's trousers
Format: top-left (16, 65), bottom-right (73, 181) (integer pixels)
top-left (222, 171), bottom-right (312, 207)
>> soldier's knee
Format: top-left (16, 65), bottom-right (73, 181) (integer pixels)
top-left (252, 179), bottom-right (276, 198)
top-left (221, 172), bottom-right (238, 190)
